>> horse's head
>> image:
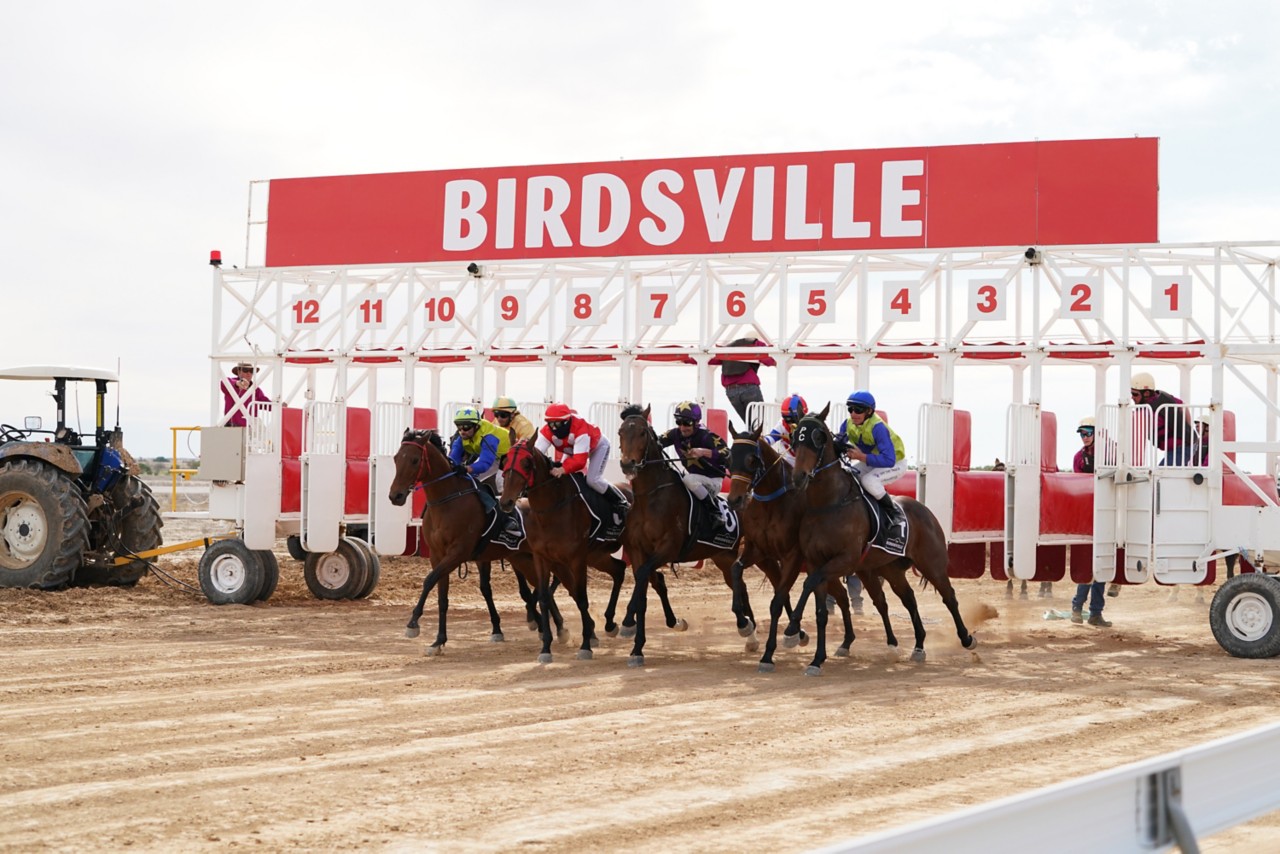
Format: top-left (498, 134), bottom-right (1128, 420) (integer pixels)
top-left (499, 439), bottom-right (542, 512)
top-left (389, 428), bottom-right (445, 505)
top-left (726, 421), bottom-right (765, 510)
top-left (617, 404), bottom-right (659, 479)
top-left (790, 404), bottom-right (833, 490)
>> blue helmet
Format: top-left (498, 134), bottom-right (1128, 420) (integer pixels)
top-left (673, 401), bottom-right (702, 424)
top-left (782, 394), bottom-right (808, 423)
top-left (847, 390), bottom-right (876, 411)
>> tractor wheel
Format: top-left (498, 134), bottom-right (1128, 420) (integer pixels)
top-left (198, 539), bottom-right (266, 605)
top-left (0, 459), bottom-right (90, 589)
top-left (347, 536), bottom-right (381, 599)
top-left (254, 549), bottom-right (280, 602)
top-left (1210, 574), bottom-right (1280, 659)
top-left (76, 476), bottom-right (164, 587)
top-left (303, 538), bottom-right (369, 600)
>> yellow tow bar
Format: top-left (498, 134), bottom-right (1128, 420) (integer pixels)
top-left (112, 532), bottom-right (239, 566)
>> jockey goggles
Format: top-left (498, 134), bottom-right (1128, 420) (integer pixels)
top-left (674, 418), bottom-right (696, 427)
top-left (847, 402), bottom-right (873, 415)
top-left (1078, 426), bottom-right (1095, 436)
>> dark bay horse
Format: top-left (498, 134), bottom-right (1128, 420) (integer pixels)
top-left (726, 423), bottom-right (861, 671)
top-left (388, 428), bottom-right (588, 654)
top-left (616, 405), bottom-right (757, 667)
top-left (499, 439), bottom-right (685, 664)
top-left (787, 408), bottom-right (977, 676)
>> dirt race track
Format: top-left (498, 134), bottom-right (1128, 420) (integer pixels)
top-left (4, 522), bottom-right (1280, 852)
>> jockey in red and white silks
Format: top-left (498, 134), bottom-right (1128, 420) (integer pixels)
top-left (534, 403), bottom-right (612, 495)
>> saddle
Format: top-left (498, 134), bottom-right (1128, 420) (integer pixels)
top-left (683, 489), bottom-right (740, 552)
top-left (469, 476), bottom-right (526, 552)
top-left (839, 459), bottom-right (908, 556)
top-left (572, 475), bottom-right (628, 542)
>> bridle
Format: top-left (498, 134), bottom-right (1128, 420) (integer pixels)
top-left (791, 416), bottom-right (842, 487)
top-left (504, 441), bottom-right (583, 513)
top-left (730, 437), bottom-right (789, 502)
top-left (618, 415), bottom-right (683, 497)
top-left (400, 432), bottom-right (476, 507)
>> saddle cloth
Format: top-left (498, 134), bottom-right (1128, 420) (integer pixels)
top-left (685, 491), bottom-right (740, 550)
top-left (574, 476), bottom-right (627, 542)
top-left (860, 489), bottom-right (908, 557)
top-left (474, 481), bottom-right (527, 551)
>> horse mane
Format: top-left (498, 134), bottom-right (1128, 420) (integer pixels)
top-left (620, 403), bottom-right (647, 420)
top-left (423, 429), bottom-right (446, 456)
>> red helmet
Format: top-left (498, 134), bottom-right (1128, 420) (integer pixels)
top-left (782, 394), bottom-right (808, 423)
top-left (544, 403), bottom-right (576, 421)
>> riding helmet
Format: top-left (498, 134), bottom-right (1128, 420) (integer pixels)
top-left (543, 403), bottom-right (575, 421)
top-left (782, 394), bottom-right (807, 422)
top-left (847, 390), bottom-right (876, 411)
top-left (1130, 371), bottom-right (1156, 391)
top-left (673, 401), bottom-right (702, 424)
top-left (453, 405), bottom-right (482, 425)
top-left (492, 395), bottom-right (519, 414)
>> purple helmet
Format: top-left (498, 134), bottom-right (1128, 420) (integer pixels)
top-left (673, 401), bottom-right (702, 424)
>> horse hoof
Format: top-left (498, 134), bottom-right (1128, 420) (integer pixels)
top-left (606, 625), bottom-right (619, 638)
top-left (577, 649), bottom-right (593, 660)
top-left (620, 625), bottom-right (637, 639)
top-left (537, 653), bottom-right (553, 664)
top-left (911, 648), bottom-right (926, 662)
top-left (737, 618), bottom-right (756, 638)
top-left (835, 646), bottom-right (850, 658)
top-left (671, 619), bottom-right (689, 633)
top-left (627, 655), bottom-right (645, 668)
top-left (799, 631), bottom-right (810, 647)
top-left (758, 662), bottom-right (775, 674)
top-left (527, 620), bottom-right (539, 632)
top-left (963, 635), bottom-right (977, 650)
top-left (782, 633), bottom-right (800, 649)
top-left (556, 633), bottom-right (571, 647)
top-left (424, 645), bottom-right (443, 657)
top-left (745, 637), bottom-right (759, 653)
top-left (490, 633), bottom-right (505, 643)
top-left (589, 635), bottom-right (600, 649)
top-left (804, 665), bottom-right (823, 677)
top-left (405, 626), bottom-right (420, 639)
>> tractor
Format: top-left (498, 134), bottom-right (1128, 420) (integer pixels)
top-left (0, 366), bottom-right (163, 588)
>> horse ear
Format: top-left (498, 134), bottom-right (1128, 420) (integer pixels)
top-left (819, 402), bottom-right (831, 420)
top-left (402, 427), bottom-right (413, 439)
top-left (643, 404), bottom-right (651, 420)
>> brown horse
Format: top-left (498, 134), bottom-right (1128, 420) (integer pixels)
top-left (616, 405), bottom-right (756, 667)
top-left (726, 423), bottom-right (866, 671)
top-left (388, 428), bottom-right (595, 654)
top-left (499, 438), bottom-right (685, 663)
top-left (788, 408), bottom-right (977, 676)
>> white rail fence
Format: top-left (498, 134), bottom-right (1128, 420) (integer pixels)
top-left (820, 720), bottom-right (1280, 853)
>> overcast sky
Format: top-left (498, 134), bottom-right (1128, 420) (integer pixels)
top-left (2, 1), bottom-right (1278, 459)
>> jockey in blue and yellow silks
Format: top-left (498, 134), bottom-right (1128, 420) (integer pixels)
top-left (839, 390), bottom-right (907, 529)
top-left (449, 405), bottom-right (511, 488)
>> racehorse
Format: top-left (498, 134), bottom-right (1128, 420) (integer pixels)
top-left (616, 404), bottom-right (757, 667)
top-left (787, 407), bottom-right (977, 675)
top-left (388, 428), bottom-right (606, 655)
top-left (726, 423), bottom-right (868, 671)
top-left (499, 438), bottom-right (685, 663)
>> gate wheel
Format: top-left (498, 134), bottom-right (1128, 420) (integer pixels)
top-left (1209, 574), bottom-right (1280, 658)
top-left (303, 539), bottom-right (369, 600)
top-left (198, 539), bottom-right (266, 605)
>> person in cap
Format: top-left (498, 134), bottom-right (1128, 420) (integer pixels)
top-left (1073, 416), bottom-right (1097, 474)
top-left (1130, 371), bottom-right (1194, 466)
top-left (660, 401), bottom-right (730, 533)
top-left (839, 390), bottom-right (907, 532)
top-left (491, 396), bottom-right (535, 441)
top-left (765, 394), bottom-right (808, 464)
top-left (449, 405), bottom-right (511, 489)
top-left (221, 361), bottom-right (270, 428)
top-left (535, 403), bottom-right (630, 516)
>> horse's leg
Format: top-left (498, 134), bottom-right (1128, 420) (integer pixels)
top-left (477, 561), bottom-right (504, 643)
top-left (828, 576), bottom-right (854, 657)
top-left (535, 558), bottom-right (556, 664)
top-left (713, 552), bottom-right (757, 650)
top-left (592, 554), bottom-right (625, 637)
top-left (884, 569), bottom-right (927, 661)
top-left (625, 555), bottom-right (660, 667)
top-left (568, 565), bottom-right (597, 660)
top-left (431, 572), bottom-right (451, 654)
top-left (406, 551), bottom-right (460, 638)
top-left (515, 569), bottom-right (540, 631)
top-left (861, 572), bottom-right (899, 648)
top-left (648, 569), bottom-right (687, 632)
top-left (801, 561), bottom-right (839, 677)
top-left (759, 555), bottom-right (804, 672)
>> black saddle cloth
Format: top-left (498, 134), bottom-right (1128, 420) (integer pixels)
top-left (573, 475), bottom-right (627, 542)
top-left (470, 478), bottom-right (526, 552)
top-left (685, 491), bottom-right (740, 551)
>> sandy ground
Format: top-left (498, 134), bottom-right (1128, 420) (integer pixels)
top-left (3, 508), bottom-right (1280, 852)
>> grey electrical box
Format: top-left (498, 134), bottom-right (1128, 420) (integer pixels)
top-left (198, 426), bottom-right (246, 482)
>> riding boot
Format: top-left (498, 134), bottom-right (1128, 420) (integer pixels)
top-left (605, 485), bottom-right (629, 526)
top-left (877, 494), bottom-right (904, 535)
top-left (700, 494), bottom-right (727, 534)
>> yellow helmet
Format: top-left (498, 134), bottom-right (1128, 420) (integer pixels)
top-left (1130, 371), bottom-right (1156, 391)
top-left (492, 395), bottom-right (519, 414)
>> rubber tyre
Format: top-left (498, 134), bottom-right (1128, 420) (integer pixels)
top-left (286, 535), bottom-right (307, 561)
top-left (0, 459), bottom-right (90, 589)
top-left (77, 476), bottom-right (164, 587)
top-left (254, 550), bottom-right (280, 601)
top-left (198, 539), bottom-right (265, 605)
top-left (347, 536), bottom-right (381, 599)
top-left (303, 539), bottom-right (369, 600)
top-left (1210, 574), bottom-right (1280, 659)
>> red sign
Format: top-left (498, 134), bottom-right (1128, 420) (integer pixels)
top-left (264, 138), bottom-right (1157, 267)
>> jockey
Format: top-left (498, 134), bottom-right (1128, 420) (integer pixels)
top-left (449, 405), bottom-right (511, 490)
top-left (839, 390), bottom-right (907, 531)
top-left (765, 393), bottom-right (808, 464)
top-left (535, 403), bottom-right (630, 516)
top-left (491, 395), bottom-right (536, 441)
top-left (660, 401), bottom-right (730, 533)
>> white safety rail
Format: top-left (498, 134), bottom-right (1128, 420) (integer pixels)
top-left (745, 401), bottom-right (782, 435)
top-left (241, 401), bottom-right (282, 549)
top-left (370, 401), bottom-right (410, 555)
top-left (519, 401), bottom-right (547, 423)
top-left (822, 720), bottom-right (1280, 853)
top-left (588, 401), bottom-right (630, 485)
top-left (1003, 403), bottom-right (1041, 581)
top-left (916, 402), bottom-right (954, 538)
